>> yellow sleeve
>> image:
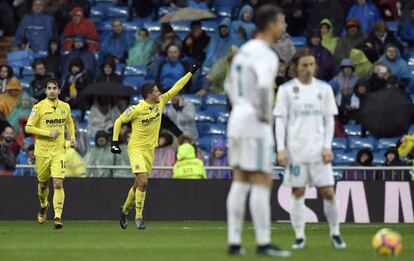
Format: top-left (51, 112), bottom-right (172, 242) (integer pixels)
top-left (160, 72), bottom-right (193, 105)
top-left (112, 106), bottom-right (136, 141)
top-left (25, 104), bottom-right (50, 137)
top-left (66, 105), bottom-right (75, 140)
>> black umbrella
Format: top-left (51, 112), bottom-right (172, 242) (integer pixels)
top-left (357, 88), bottom-right (414, 138)
top-left (81, 82), bottom-right (136, 96)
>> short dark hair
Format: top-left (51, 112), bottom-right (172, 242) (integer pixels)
top-left (32, 59), bottom-right (45, 70)
top-left (141, 83), bottom-right (158, 99)
top-left (45, 78), bottom-right (60, 89)
top-left (254, 5), bottom-right (283, 32)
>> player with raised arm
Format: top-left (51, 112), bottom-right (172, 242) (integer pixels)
top-left (112, 62), bottom-right (201, 230)
top-left (273, 48), bottom-right (346, 250)
top-left (225, 5), bottom-right (291, 257)
top-left (25, 79), bottom-right (77, 229)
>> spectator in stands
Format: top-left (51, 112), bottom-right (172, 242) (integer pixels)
top-left (0, 134), bottom-right (16, 176)
top-left (383, 146), bottom-right (410, 180)
top-left (231, 4), bottom-right (256, 45)
top-left (84, 130), bottom-right (114, 177)
top-left (44, 38), bottom-right (62, 80)
top-left (196, 46), bottom-right (238, 97)
top-left (204, 18), bottom-right (237, 69)
top-left (14, 118), bottom-right (32, 147)
top-left (182, 21), bottom-right (211, 61)
top-left (110, 97), bottom-right (129, 120)
top-left (154, 23), bottom-right (182, 57)
top-left (127, 28), bottom-right (155, 66)
top-left (62, 57), bottom-right (92, 109)
top-left (72, 117), bottom-right (89, 156)
top-left (359, 20), bottom-right (405, 63)
top-left (61, 35), bottom-right (97, 78)
top-left (207, 139), bottom-right (230, 179)
top-left (347, 148), bottom-right (374, 180)
top-left (330, 59), bottom-right (359, 105)
top-left (279, 0), bottom-right (307, 36)
top-left (307, 29), bottom-right (336, 81)
top-left (166, 93), bottom-right (198, 139)
top-left (151, 132), bottom-right (176, 178)
top-left (377, 0), bottom-right (399, 21)
top-left (178, 134), bottom-right (206, 163)
top-left (0, 65), bottom-right (14, 94)
top-left (0, 77), bottom-right (23, 118)
top-left (63, 6), bottom-right (99, 52)
top-left (96, 57), bottom-right (123, 84)
top-left (7, 94), bottom-right (32, 134)
top-left (54, 0), bottom-right (91, 34)
top-left (13, 139), bottom-right (35, 177)
top-left (0, 0), bottom-right (16, 37)
top-left (384, 147), bottom-right (404, 166)
top-left (320, 19), bottom-right (337, 55)
top-left (336, 78), bottom-right (369, 123)
top-left (368, 62), bottom-right (391, 91)
top-left (346, 0), bottom-right (381, 35)
top-left (2, 125), bottom-right (20, 156)
top-left (87, 96), bottom-right (114, 138)
top-left (378, 44), bottom-right (412, 89)
top-left (30, 59), bottom-right (53, 101)
top-left (274, 32), bottom-right (296, 63)
top-left (12, 0), bottom-right (54, 52)
top-left (307, 0), bottom-right (345, 36)
top-left (64, 139), bottom-right (86, 178)
top-left (173, 143), bottom-right (206, 179)
top-left (156, 44), bottom-right (191, 92)
top-left (333, 19), bottom-right (365, 64)
top-left (101, 19), bottom-right (133, 64)
top-left (349, 48), bottom-right (373, 78)
top-left (398, 4), bottom-right (414, 47)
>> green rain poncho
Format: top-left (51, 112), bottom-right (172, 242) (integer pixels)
top-left (126, 34), bottom-right (155, 66)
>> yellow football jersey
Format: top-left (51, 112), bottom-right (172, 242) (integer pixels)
top-left (113, 72), bottom-right (192, 150)
top-left (26, 98), bottom-right (75, 157)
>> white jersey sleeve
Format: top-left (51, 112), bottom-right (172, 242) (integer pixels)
top-left (324, 85), bottom-right (339, 116)
top-left (273, 85), bottom-right (289, 117)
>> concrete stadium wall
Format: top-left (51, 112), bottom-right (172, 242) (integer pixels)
top-left (0, 177), bottom-right (413, 223)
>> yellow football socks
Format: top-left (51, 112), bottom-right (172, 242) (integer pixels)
top-left (53, 188), bottom-right (65, 219)
top-left (122, 187), bottom-right (135, 215)
top-left (38, 183), bottom-right (49, 208)
top-left (135, 189), bottom-right (146, 219)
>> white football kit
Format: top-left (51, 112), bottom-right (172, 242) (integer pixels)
top-left (226, 39), bottom-right (278, 174)
top-left (273, 78), bottom-right (338, 187)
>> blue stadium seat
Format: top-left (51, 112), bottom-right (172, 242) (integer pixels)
top-left (130, 95), bottom-right (143, 104)
top-left (20, 80), bottom-right (30, 90)
top-left (332, 137), bottom-right (347, 151)
top-left (182, 94), bottom-right (203, 107)
top-left (292, 36), bottom-right (307, 47)
top-left (195, 111), bottom-right (215, 122)
top-left (123, 22), bottom-right (140, 33)
top-left (214, 6), bottom-right (232, 18)
top-left (205, 94), bottom-right (227, 106)
top-left (143, 21), bottom-right (161, 32)
top-left (373, 152), bottom-right (386, 165)
top-left (115, 63), bottom-right (125, 76)
top-left (105, 6), bottom-right (129, 20)
top-left (21, 65), bottom-right (33, 76)
top-left (349, 136), bottom-right (376, 150)
top-left (377, 137), bottom-right (400, 150)
top-left (33, 51), bottom-right (47, 59)
top-left (204, 123), bottom-right (226, 136)
top-left (71, 109), bottom-right (82, 121)
top-left (77, 122), bottom-right (88, 132)
top-left (90, 6), bottom-right (104, 22)
top-left (217, 111), bottom-right (229, 123)
top-left (158, 6), bottom-right (172, 17)
top-left (333, 151), bottom-right (357, 165)
top-left (409, 124), bottom-right (414, 133)
top-left (124, 65), bottom-right (147, 76)
top-left (344, 124), bottom-right (362, 136)
top-left (197, 136), bottom-right (212, 152)
top-left (97, 20), bottom-right (113, 32)
top-left (201, 21), bottom-right (218, 33)
top-left (205, 105), bottom-right (228, 117)
top-left (403, 51), bottom-right (414, 61)
top-left (123, 77), bottom-right (143, 93)
top-left (123, 65), bottom-right (147, 90)
top-left (11, 66), bottom-right (21, 78)
top-left (83, 110), bottom-right (90, 123)
top-left (387, 21), bottom-right (399, 32)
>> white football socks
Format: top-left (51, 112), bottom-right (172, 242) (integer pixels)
top-left (291, 196), bottom-right (306, 239)
top-left (249, 184), bottom-right (272, 246)
top-left (323, 198), bottom-right (340, 236)
top-left (227, 181), bottom-right (250, 245)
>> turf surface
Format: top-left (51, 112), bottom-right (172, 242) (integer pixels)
top-left (0, 221), bottom-right (413, 261)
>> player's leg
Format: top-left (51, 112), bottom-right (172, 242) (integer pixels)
top-left (227, 167), bottom-right (250, 255)
top-left (290, 187), bottom-right (306, 249)
top-left (52, 178), bottom-right (64, 229)
top-left (134, 172), bottom-right (148, 229)
top-left (35, 157), bottom-right (51, 224)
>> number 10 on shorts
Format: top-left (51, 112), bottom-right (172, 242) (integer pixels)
top-left (290, 165), bottom-right (300, 177)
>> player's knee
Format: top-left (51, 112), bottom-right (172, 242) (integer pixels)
top-left (39, 182), bottom-right (48, 190)
top-left (138, 181), bottom-right (147, 191)
top-left (292, 188), bottom-right (305, 198)
top-left (53, 179), bottom-right (64, 189)
top-left (322, 192), bottom-right (335, 200)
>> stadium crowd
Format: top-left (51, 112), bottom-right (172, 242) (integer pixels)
top-left (1, 0), bottom-right (414, 180)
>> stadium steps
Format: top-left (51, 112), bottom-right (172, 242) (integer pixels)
top-left (0, 37), bottom-right (14, 65)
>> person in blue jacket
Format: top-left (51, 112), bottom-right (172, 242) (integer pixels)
top-left (203, 18), bottom-right (238, 69)
top-left (12, 0), bottom-right (54, 52)
top-left (231, 4), bottom-right (256, 45)
top-left (378, 44), bottom-right (413, 89)
top-left (398, 4), bottom-right (414, 47)
top-left (100, 19), bottom-right (133, 63)
top-left (346, 0), bottom-right (381, 35)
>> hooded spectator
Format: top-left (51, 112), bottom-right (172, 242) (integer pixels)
top-left (320, 19), bottom-right (337, 55)
top-left (13, 139), bottom-right (35, 177)
top-left (336, 78), bottom-right (369, 123)
top-left (330, 59), bottom-right (359, 103)
top-left (274, 32), bottom-right (296, 64)
top-left (44, 38), bottom-right (62, 80)
top-left (1, 125), bottom-right (20, 156)
top-left (384, 147), bottom-right (404, 166)
top-left (378, 44), bottom-right (412, 89)
top-left (62, 57), bottom-right (92, 109)
top-left (346, 0), bottom-right (381, 35)
top-left (307, 0), bottom-right (345, 36)
top-left (333, 19), bottom-right (365, 64)
top-left (63, 6), bottom-right (99, 51)
top-left (166, 93), bottom-right (198, 139)
top-left (182, 21), bottom-right (211, 60)
top-left (0, 77), bottom-right (23, 118)
top-left (383, 146), bottom-right (409, 180)
top-left (0, 134), bottom-right (16, 176)
top-left (84, 130), bottom-right (114, 177)
top-left (359, 20), bottom-right (405, 63)
top-left (154, 23), bottom-right (182, 57)
top-left (231, 4), bottom-right (256, 45)
top-left (7, 94), bottom-right (33, 134)
top-left (156, 44), bottom-right (191, 92)
top-left (96, 57), bottom-right (123, 84)
top-left (204, 18), bottom-right (238, 69)
top-left (307, 29), bottom-right (336, 81)
top-left (349, 48), bottom-right (373, 78)
top-left (12, 0), bottom-right (54, 52)
top-left (347, 148), bottom-right (374, 180)
top-left (207, 139), bottom-right (231, 179)
top-left (398, 4), bottom-right (414, 47)
top-left (151, 132), bottom-right (176, 178)
top-left (368, 62), bottom-right (392, 92)
top-left (30, 59), bottom-right (53, 101)
top-left (178, 134), bottom-right (206, 163)
top-left (54, 0), bottom-right (91, 34)
top-left (61, 34), bottom-right (97, 78)
top-left (0, 65), bottom-right (14, 94)
top-left (127, 28), bottom-right (155, 66)
top-left (101, 19), bottom-right (133, 63)
top-left (173, 143), bottom-right (206, 179)
top-left (87, 96), bottom-right (114, 138)
top-left (280, 0), bottom-right (307, 36)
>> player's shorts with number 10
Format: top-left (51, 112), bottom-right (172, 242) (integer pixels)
top-left (35, 155), bottom-right (66, 182)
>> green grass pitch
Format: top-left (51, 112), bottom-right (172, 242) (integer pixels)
top-left (0, 221), bottom-right (413, 261)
